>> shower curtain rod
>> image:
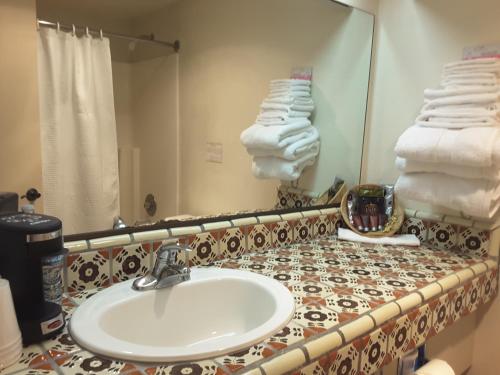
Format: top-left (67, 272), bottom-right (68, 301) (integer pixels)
top-left (37, 19), bottom-right (180, 52)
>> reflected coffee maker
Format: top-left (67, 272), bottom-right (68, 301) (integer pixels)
top-left (0, 213), bottom-right (66, 345)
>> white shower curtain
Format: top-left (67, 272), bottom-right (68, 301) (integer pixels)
top-left (37, 28), bottom-right (120, 234)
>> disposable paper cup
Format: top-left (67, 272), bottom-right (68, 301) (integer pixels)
top-left (0, 279), bottom-right (22, 369)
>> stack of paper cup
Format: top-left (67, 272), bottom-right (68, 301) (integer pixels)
top-left (0, 278), bottom-right (22, 371)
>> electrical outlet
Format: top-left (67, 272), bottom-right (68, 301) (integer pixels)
top-left (205, 142), bottom-right (223, 163)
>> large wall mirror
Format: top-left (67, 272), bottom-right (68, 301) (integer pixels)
top-left (8, 0), bottom-right (374, 236)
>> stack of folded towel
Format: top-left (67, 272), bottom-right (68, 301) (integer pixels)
top-left (240, 79), bottom-right (320, 181)
top-left (394, 57), bottom-right (500, 220)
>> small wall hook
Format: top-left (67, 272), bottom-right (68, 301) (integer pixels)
top-left (36, 19), bottom-right (40, 31)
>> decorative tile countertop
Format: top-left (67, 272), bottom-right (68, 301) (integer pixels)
top-left (1, 237), bottom-right (497, 375)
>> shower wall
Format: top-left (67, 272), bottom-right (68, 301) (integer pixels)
top-left (113, 55), bottom-right (179, 225)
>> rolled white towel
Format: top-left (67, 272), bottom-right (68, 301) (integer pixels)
top-left (261, 101), bottom-right (315, 112)
top-left (422, 92), bottom-right (500, 111)
top-left (240, 120), bottom-right (311, 150)
top-left (252, 152), bottom-right (317, 181)
top-left (394, 126), bottom-right (499, 167)
top-left (424, 85), bottom-right (499, 100)
top-left (395, 157), bottom-right (500, 181)
top-left (395, 172), bottom-right (500, 219)
top-left (247, 127), bottom-right (320, 160)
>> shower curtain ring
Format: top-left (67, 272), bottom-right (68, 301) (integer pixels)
top-left (85, 26), bottom-right (90, 37)
top-left (56, 22), bottom-right (60, 33)
top-left (99, 29), bottom-right (104, 40)
top-left (72, 24), bottom-right (76, 36)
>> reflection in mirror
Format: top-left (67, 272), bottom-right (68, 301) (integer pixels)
top-left (20, 0), bottom-right (374, 235)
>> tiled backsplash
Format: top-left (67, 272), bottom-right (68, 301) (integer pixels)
top-left (63, 206), bottom-right (498, 294)
top-left (63, 208), bottom-right (339, 293)
top-left (401, 209), bottom-right (499, 259)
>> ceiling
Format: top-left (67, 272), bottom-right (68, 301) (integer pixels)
top-left (37, 0), bottom-right (179, 21)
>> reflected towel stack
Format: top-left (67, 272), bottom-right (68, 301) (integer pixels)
top-left (240, 79), bottom-right (320, 181)
top-left (394, 57), bottom-right (500, 219)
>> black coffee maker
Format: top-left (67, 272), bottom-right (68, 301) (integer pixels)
top-left (0, 213), bottom-right (66, 345)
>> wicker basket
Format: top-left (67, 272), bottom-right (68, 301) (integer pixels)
top-left (340, 184), bottom-right (404, 238)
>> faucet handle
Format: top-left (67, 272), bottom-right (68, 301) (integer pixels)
top-left (157, 242), bottom-right (191, 266)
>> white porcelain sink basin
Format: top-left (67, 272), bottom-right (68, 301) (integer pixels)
top-left (69, 268), bottom-right (294, 362)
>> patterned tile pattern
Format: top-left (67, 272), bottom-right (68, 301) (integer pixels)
top-left (313, 215), bottom-right (334, 239)
top-left (181, 232), bottom-right (219, 266)
top-left (294, 218), bottom-right (314, 243)
top-left (66, 250), bottom-right (110, 292)
top-left (427, 222), bottom-right (458, 250)
top-left (246, 224), bottom-right (272, 253)
top-left (358, 328), bottom-right (388, 375)
top-left (111, 243), bottom-right (150, 283)
top-left (457, 227), bottom-right (490, 258)
top-left (271, 221), bottom-right (294, 247)
top-left (57, 350), bottom-right (139, 374)
top-left (219, 227), bottom-right (246, 259)
top-left (10, 229), bottom-right (493, 375)
top-left (401, 217), bottom-right (428, 242)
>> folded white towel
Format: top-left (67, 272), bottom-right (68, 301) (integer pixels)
top-left (443, 64), bottom-right (500, 76)
top-left (255, 117), bottom-right (309, 126)
top-left (247, 127), bottom-right (320, 160)
top-left (268, 91), bottom-right (311, 99)
top-left (422, 92), bottom-right (500, 110)
top-left (394, 126), bottom-right (499, 167)
top-left (395, 172), bottom-right (500, 219)
top-left (252, 152), bottom-right (317, 181)
top-left (270, 79), bottom-right (311, 87)
top-left (415, 119), bottom-right (499, 128)
top-left (270, 85), bottom-right (310, 93)
top-left (240, 120), bottom-right (311, 150)
top-left (264, 96), bottom-right (314, 106)
top-left (417, 108), bottom-right (500, 122)
top-left (424, 86), bottom-right (499, 100)
top-left (444, 57), bottom-right (500, 70)
top-left (395, 157), bottom-right (500, 181)
top-left (261, 101), bottom-right (315, 112)
top-left (441, 73), bottom-right (499, 87)
top-left (338, 228), bottom-right (421, 246)
top-left (257, 110), bottom-right (311, 121)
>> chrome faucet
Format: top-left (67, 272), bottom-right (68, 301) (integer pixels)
top-left (132, 243), bottom-right (191, 291)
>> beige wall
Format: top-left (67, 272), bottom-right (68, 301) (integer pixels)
top-left (363, 0), bottom-right (500, 373)
top-left (0, 0), bottom-right (43, 211)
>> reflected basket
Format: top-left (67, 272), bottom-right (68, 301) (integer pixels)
top-left (340, 184), bottom-right (404, 238)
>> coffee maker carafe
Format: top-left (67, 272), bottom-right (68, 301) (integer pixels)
top-left (0, 213), bottom-right (66, 345)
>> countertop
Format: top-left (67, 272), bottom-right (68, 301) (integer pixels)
top-left (1, 237), bottom-right (497, 375)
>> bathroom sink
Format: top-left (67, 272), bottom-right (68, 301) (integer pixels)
top-left (69, 268), bottom-right (295, 362)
